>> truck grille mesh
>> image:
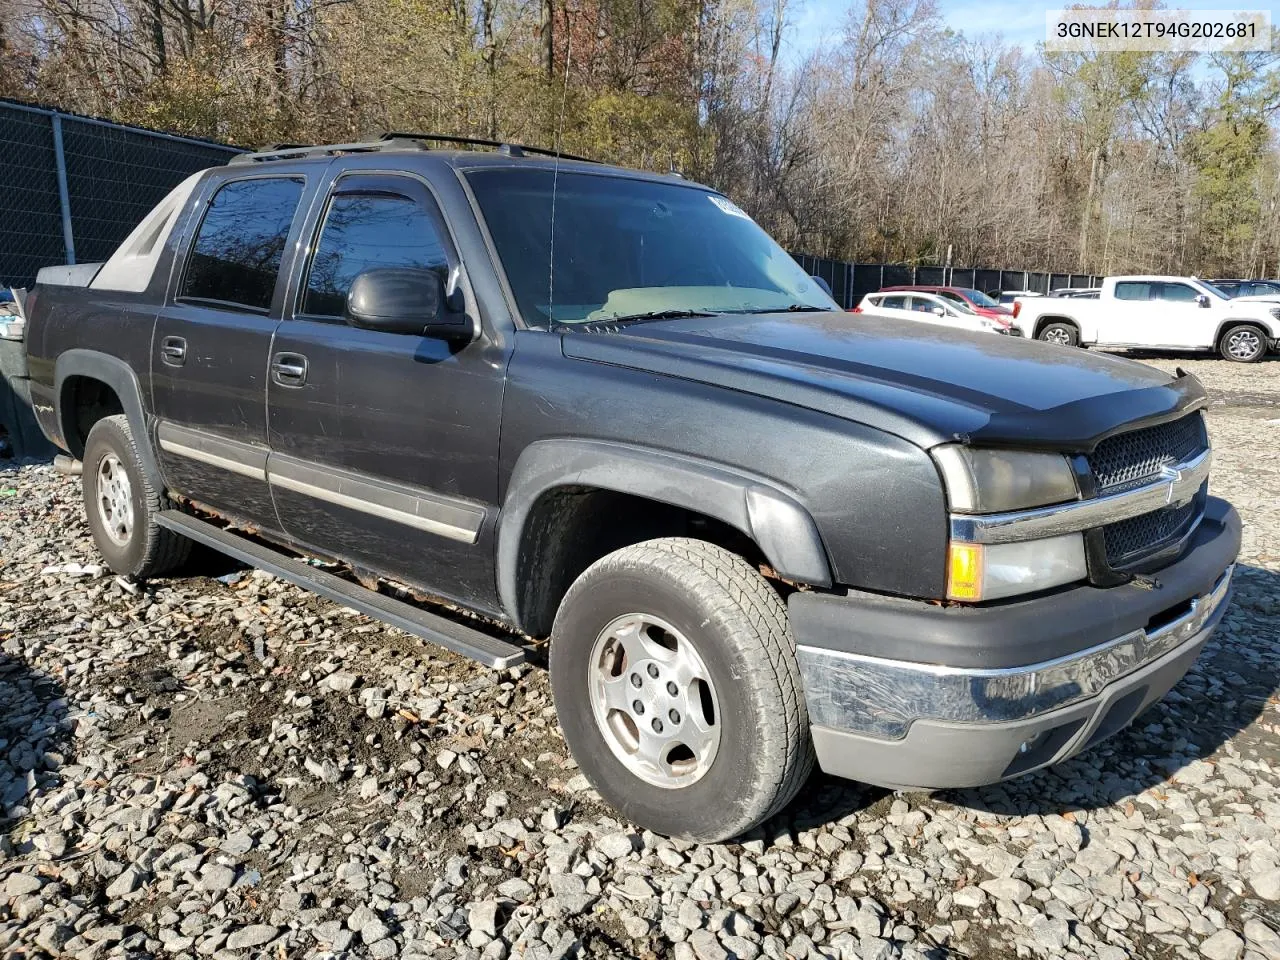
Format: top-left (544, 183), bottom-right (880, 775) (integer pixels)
top-left (1087, 414), bottom-right (1205, 492)
top-left (1086, 413), bottom-right (1209, 569)
top-left (1102, 496), bottom-right (1201, 567)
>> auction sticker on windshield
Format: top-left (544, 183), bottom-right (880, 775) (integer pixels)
top-left (1046, 8), bottom-right (1270, 51)
top-left (709, 195), bottom-right (752, 219)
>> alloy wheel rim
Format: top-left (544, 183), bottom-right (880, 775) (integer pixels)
top-left (1227, 330), bottom-right (1260, 360)
top-left (587, 613), bottom-right (722, 789)
top-left (1044, 327), bottom-right (1071, 344)
top-left (97, 453), bottom-right (134, 546)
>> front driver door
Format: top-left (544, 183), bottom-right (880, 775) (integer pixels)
top-left (266, 172), bottom-right (509, 615)
top-left (1153, 281), bottom-right (1213, 348)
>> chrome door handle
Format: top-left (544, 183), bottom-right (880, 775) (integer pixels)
top-left (160, 336), bottom-right (187, 365)
top-left (271, 353), bottom-right (308, 386)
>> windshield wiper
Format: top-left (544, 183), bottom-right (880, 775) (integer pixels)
top-left (556, 309), bottom-right (719, 332)
top-left (598, 309), bottom-right (719, 323)
top-left (721, 304), bottom-right (834, 314)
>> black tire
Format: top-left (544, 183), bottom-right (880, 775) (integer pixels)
top-left (1218, 324), bottom-right (1267, 363)
top-left (82, 415), bottom-right (190, 578)
top-left (550, 538), bottom-right (813, 841)
top-left (1037, 321), bottom-right (1079, 347)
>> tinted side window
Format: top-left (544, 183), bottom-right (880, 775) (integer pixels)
top-left (181, 178), bottom-right (303, 311)
top-left (1114, 282), bottom-right (1152, 301)
top-left (881, 295), bottom-right (908, 309)
top-left (1157, 282), bottom-right (1198, 302)
top-left (936, 291), bottom-right (964, 305)
top-left (302, 184), bottom-right (449, 318)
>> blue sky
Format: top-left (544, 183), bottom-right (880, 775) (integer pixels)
top-left (786, 0), bottom-right (1275, 63)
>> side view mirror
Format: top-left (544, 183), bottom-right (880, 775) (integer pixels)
top-left (345, 267), bottom-right (478, 343)
top-left (811, 275), bottom-right (833, 298)
top-left (1195, 294), bottom-right (1210, 308)
top-left (931, 305), bottom-right (946, 316)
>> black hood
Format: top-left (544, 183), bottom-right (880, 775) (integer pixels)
top-left (561, 311), bottom-right (1207, 449)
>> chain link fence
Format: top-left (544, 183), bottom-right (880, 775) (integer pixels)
top-left (1, 99), bottom-right (243, 458)
top-left (0, 99), bottom-right (242, 289)
top-left (791, 254), bottom-right (1104, 310)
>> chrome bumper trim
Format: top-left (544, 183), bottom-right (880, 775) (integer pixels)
top-left (950, 448), bottom-right (1211, 544)
top-left (797, 565), bottom-right (1232, 739)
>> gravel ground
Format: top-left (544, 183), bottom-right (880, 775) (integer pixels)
top-left (1, 353), bottom-right (1278, 960)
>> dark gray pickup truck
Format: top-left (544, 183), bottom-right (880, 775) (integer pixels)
top-left (23, 135), bottom-right (1240, 841)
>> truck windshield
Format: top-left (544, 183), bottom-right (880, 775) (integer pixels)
top-left (466, 168), bottom-right (837, 327)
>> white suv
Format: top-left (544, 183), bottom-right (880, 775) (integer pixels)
top-left (856, 291), bottom-right (1016, 336)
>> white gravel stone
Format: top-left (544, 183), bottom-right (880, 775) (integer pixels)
top-left (1200, 928), bottom-right (1245, 960)
top-left (952, 887), bottom-right (986, 910)
top-left (225, 925), bottom-right (279, 950)
top-left (5, 874), bottom-right (43, 898)
top-left (979, 877), bottom-right (1033, 904)
top-left (200, 864), bottom-right (236, 892)
top-left (1252, 868), bottom-right (1280, 901)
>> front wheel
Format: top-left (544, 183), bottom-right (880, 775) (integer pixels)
top-left (550, 538), bottom-right (813, 841)
top-left (1218, 324), bottom-right (1267, 363)
top-left (1037, 322), bottom-right (1079, 347)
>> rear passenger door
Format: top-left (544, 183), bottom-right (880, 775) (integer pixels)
top-left (151, 174), bottom-right (309, 528)
top-left (1105, 280), bottom-right (1156, 345)
top-left (266, 172), bottom-right (509, 613)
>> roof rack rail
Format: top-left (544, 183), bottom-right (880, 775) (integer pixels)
top-left (228, 139), bottom-right (422, 165)
top-left (379, 131), bottom-right (598, 163)
top-left (228, 132), bottom-right (599, 166)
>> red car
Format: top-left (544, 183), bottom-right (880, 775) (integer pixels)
top-left (877, 286), bottom-right (1016, 328)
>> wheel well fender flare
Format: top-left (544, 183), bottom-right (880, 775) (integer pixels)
top-left (496, 439), bottom-right (832, 628)
top-left (1034, 315), bottom-right (1080, 337)
top-left (54, 349), bottom-right (163, 490)
top-left (1214, 318), bottom-right (1275, 345)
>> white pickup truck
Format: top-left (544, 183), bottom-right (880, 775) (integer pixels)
top-left (1015, 275), bottom-right (1280, 362)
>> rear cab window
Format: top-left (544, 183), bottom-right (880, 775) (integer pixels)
top-left (1114, 282), bottom-right (1153, 301)
top-left (180, 177), bottom-right (305, 312)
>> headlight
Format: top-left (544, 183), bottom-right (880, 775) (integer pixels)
top-left (932, 445), bottom-right (1079, 513)
top-left (947, 534), bottom-right (1087, 601)
top-left (934, 445), bottom-right (1085, 601)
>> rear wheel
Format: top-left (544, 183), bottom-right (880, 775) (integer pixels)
top-left (1218, 324), bottom-right (1266, 363)
top-left (82, 415), bottom-right (191, 578)
top-left (1037, 322), bottom-right (1079, 347)
top-left (550, 538), bottom-right (813, 841)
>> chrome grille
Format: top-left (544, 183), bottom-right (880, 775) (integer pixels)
top-left (1087, 414), bottom-right (1205, 492)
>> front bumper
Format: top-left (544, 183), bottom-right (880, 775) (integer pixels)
top-left (793, 499), bottom-right (1239, 790)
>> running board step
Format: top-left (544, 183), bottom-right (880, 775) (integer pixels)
top-left (155, 510), bottom-right (527, 669)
